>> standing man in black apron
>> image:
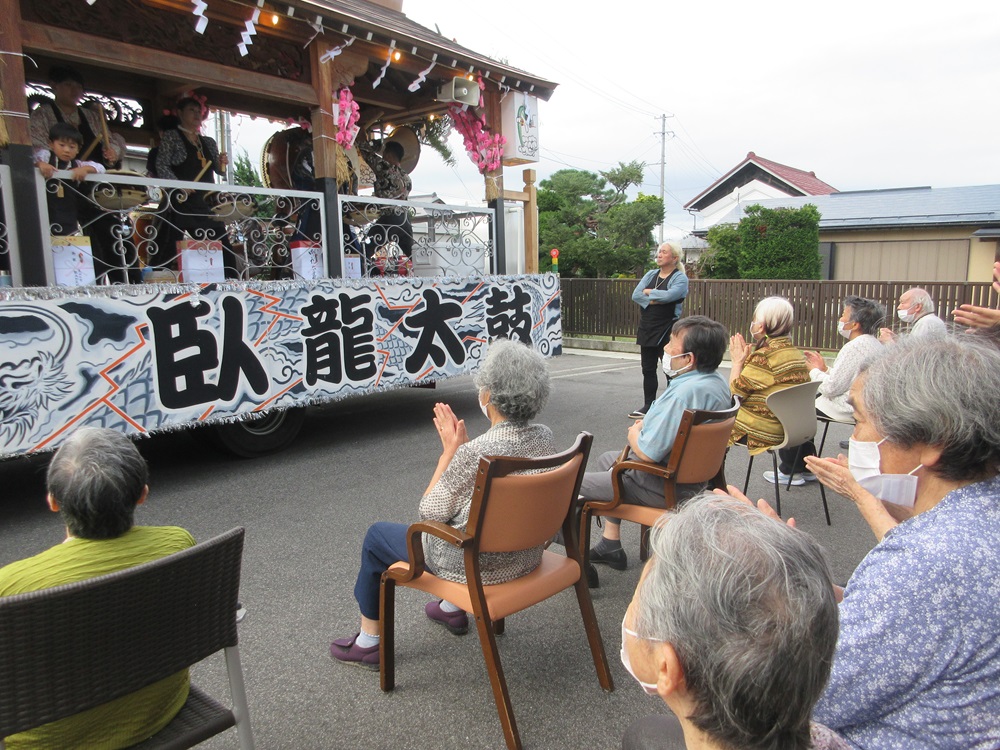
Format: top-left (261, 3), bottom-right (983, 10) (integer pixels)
top-left (30, 66), bottom-right (131, 283)
top-left (629, 241), bottom-right (689, 419)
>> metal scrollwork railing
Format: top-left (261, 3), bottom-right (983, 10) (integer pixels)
top-left (339, 194), bottom-right (495, 279)
top-left (36, 171), bottom-right (326, 285)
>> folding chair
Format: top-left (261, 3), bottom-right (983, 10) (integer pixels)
top-left (0, 527), bottom-right (254, 750)
top-left (379, 432), bottom-right (613, 750)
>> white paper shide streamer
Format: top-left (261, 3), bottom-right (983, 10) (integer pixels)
top-left (191, 0), bottom-right (208, 34)
top-left (408, 54), bottom-right (437, 92)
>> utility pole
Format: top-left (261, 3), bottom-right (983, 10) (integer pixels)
top-left (658, 114), bottom-right (666, 244)
top-left (655, 114), bottom-right (674, 244)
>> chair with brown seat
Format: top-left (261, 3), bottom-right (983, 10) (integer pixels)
top-left (0, 527), bottom-right (253, 750)
top-left (378, 432), bottom-right (613, 750)
top-left (579, 398), bottom-right (740, 567)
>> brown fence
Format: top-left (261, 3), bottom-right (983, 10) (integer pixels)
top-left (560, 278), bottom-right (998, 351)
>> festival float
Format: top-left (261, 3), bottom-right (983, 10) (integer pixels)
top-left (0, 0), bottom-right (556, 457)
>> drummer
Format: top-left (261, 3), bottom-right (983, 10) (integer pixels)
top-left (155, 96), bottom-right (236, 277)
top-left (358, 135), bottom-right (413, 271)
top-left (30, 66), bottom-right (134, 283)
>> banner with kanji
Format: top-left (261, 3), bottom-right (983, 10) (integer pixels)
top-left (0, 274), bottom-right (561, 458)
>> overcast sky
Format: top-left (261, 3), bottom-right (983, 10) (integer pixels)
top-left (400, 0), bottom-right (999, 239)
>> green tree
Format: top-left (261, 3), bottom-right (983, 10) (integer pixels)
top-left (537, 166), bottom-right (661, 277)
top-left (697, 223), bottom-right (741, 279)
top-left (231, 149), bottom-right (274, 216)
top-left (737, 204), bottom-right (821, 279)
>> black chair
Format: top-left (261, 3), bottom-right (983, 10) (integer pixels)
top-left (0, 527), bottom-right (254, 749)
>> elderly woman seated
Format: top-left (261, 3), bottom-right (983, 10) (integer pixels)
top-left (801, 333), bottom-right (1000, 749)
top-left (620, 494), bottom-right (847, 750)
top-left (727, 296), bottom-right (810, 454)
top-left (330, 338), bottom-right (555, 670)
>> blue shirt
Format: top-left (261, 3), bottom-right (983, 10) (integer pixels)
top-left (638, 369), bottom-right (731, 463)
top-left (813, 476), bottom-right (1000, 749)
top-left (631, 268), bottom-right (689, 310)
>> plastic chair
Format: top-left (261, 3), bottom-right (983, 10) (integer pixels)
top-left (379, 432), bottom-right (613, 750)
top-left (740, 381), bottom-right (831, 524)
top-left (579, 399), bottom-right (741, 565)
top-left (817, 412), bottom-right (856, 455)
top-left (0, 528), bottom-right (254, 750)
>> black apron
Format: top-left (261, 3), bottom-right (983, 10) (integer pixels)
top-left (635, 269), bottom-right (682, 347)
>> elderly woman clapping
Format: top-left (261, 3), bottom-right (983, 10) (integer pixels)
top-left (728, 296), bottom-right (810, 455)
top-left (804, 334), bottom-right (1000, 749)
top-left (620, 494), bottom-right (847, 750)
top-left (330, 338), bottom-right (555, 670)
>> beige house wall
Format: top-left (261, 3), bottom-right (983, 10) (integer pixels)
top-left (970, 237), bottom-right (999, 282)
top-left (821, 227), bottom-right (990, 282)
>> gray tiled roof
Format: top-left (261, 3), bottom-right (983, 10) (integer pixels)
top-left (295, 0), bottom-right (558, 98)
top-left (710, 184), bottom-right (1000, 230)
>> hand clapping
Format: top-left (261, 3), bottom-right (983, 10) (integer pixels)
top-left (432, 402), bottom-right (468, 454)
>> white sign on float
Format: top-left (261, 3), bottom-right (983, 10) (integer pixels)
top-left (501, 92), bottom-right (539, 166)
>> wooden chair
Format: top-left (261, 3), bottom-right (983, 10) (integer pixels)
top-left (739, 381), bottom-right (831, 525)
top-left (579, 399), bottom-right (741, 565)
top-left (379, 432), bottom-right (613, 750)
top-left (0, 527), bottom-right (254, 750)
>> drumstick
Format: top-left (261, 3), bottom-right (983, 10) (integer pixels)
top-left (95, 101), bottom-right (112, 154)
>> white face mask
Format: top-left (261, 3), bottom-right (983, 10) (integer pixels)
top-left (848, 437), bottom-right (923, 508)
top-left (897, 307), bottom-right (916, 323)
top-left (749, 320), bottom-right (764, 339)
top-left (478, 388), bottom-right (490, 419)
top-left (620, 615), bottom-right (662, 696)
top-left (837, 321), bottom-right (853, 340)
top-left (663, 352), bottom-right (692, 379)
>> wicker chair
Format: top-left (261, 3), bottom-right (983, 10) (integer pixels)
top-left (0, 527), bottom-right (254, 749)
top-left (379, 432), bottom-right (613, 750)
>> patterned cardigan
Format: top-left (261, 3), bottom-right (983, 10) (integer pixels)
top-left (728, 336), bottom-right (810, 455)
top-left (419, 421), bottom-right (555, 584)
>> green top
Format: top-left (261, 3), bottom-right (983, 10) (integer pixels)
top-left (0, 525), bottom-right (195, 749)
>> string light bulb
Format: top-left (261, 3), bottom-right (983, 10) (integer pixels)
top-left (393, 50), bottom-right (401, 61)
top-left (271, 13), bottom-right (279, 24)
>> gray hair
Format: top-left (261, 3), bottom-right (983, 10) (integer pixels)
top-left (474, 338), bottom-right (550, 423)
top-left (902, 287), bottom-right (934, 315)
top-left (843, 295), bottom-right (885, 336)
top-left (861, 333), bottom-right (1000, 481)
top-left (47, 427), bottom-right (149, 539)
top-left (635, 494), bottom-right (839, 750)
top-left (659, 241), bottom-right (685, 273)
top-left (753, 296), bottom-right (795, 338)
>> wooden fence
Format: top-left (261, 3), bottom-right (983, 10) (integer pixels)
top-left (560, 278), bottom-right (998, 351)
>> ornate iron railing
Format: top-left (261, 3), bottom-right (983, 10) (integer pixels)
top-left (338, 194), bottom-right (495, 279)
top-left (35, 171), bottom-right (326, 285)
top-left (0, 165), bottom-right (16, 285)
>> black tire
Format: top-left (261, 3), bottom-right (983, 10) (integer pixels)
top-left (206, 407), bottom-right (307, 458)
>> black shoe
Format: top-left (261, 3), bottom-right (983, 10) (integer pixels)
top-left (589, 545), bottom-right (627, 571)
top-left (586, 563), bottom-right (600, 589)
top-left (628, 406), bottom-right (648, 419)
top-left (839, 439), bottom-right (850, 450)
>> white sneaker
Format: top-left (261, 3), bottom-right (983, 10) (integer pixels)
top-left (763, 470), bottom-right (817, 486)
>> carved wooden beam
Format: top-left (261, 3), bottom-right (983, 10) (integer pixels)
top-left (21, 21), bottom-right (317, 107)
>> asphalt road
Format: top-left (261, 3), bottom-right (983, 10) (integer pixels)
top-left (0, 350), bottom-right (875, 750)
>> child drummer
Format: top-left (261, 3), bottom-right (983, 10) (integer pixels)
top-left (35, 122), bottom-right (105, 236)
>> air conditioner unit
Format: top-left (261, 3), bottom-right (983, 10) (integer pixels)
top-left (437, 78), bottom-right (480, 106)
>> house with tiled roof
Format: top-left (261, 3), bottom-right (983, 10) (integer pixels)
top-left (702, 185), bottom-right (1000, 283)
top-left (684, 152), bottom-right (838, 232)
